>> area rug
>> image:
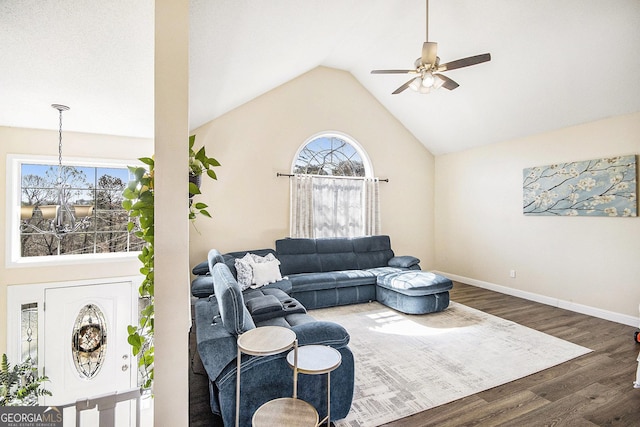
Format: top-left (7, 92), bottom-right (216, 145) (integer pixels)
top-left (310, 301), bottom-right (592, 427)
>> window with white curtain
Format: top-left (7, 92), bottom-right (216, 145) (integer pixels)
top-left (290, 132), bottom-right (380, 238)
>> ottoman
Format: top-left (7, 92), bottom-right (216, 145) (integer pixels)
top-left (376, 271), bottom-right (453, 314)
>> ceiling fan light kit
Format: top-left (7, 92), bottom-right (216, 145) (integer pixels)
top-left (371, 1), bottom-right (491, 95)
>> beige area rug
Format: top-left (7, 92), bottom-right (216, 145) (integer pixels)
top-left (310, 301), bottom-right (592, 427)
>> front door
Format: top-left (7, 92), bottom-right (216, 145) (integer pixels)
top-left (44, 281), bottom-right (135, 426)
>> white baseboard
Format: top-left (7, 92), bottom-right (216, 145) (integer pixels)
top-left (434, 271), bottom-right (640, 328)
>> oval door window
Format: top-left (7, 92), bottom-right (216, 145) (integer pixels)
top-left (71, 304), bottom-right (107, 379)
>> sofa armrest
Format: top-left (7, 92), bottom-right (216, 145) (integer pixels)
top-left (191, 275), bottom-right (214, 298)
top-left (388, 255), bottom-right (421, 269)
top-left (291, 320), bottom-right (350, 349)
top-left (192, 260), bottom-right (210, 276)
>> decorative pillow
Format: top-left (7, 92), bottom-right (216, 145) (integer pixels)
top-left (234, 253), bottom-right (254, 290)
top-left (251, 260), bottom-right (283, 288)
top-left (249, 252), bottom-right (278, 264)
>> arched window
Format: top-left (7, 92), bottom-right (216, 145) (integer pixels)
top-left (292, 133), bottom-right (373, 177)
top-left (290, 132), bottom-right (379, 238)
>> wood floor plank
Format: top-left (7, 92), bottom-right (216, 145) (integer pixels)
top-left (189, 281), bottom-right (640, 426)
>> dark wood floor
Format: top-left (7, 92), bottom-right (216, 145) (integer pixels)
top-left (189, 282), bottom-right (640, 426)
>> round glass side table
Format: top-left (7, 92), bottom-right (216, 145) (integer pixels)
top-left (286, 345), bottom-right (342, 426)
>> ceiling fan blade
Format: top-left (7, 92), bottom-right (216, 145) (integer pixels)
top-left (435, 74), bottom-right (459, 90)
top-left (421, 42), bottom-right (438, 66)
top-left (438, 53), bottom-right (491, 72)
top-left (371, 69), bottom-right (417, 74)
top-left (392, 77), bottom-right (420, 94)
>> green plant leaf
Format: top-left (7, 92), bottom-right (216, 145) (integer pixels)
top-left (188, 182), bottom-right (201, 195)
top-left (139, 157), bottom-right (154, 167)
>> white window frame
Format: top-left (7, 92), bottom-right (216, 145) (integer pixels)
top-left (291, 131), bottom-right (374, 178)
top-left (5, 154), bottom-right (142, 268)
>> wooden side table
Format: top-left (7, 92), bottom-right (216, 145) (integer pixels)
top-left (236, 326), bottom-right (302, 427)
top-left (286, 345), bottom-right (342, 426)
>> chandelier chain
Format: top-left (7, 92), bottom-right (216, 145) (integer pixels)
top-left (57, 107), bottom-right (63, 185)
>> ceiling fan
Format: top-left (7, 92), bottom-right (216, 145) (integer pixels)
top-left (371, 0), bottom-right (491, 95)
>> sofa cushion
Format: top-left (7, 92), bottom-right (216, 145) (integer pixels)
top-left (194, 297), bottom-right (238, 385)
top-left (377, 271), bottom-right (453, 295)
top-left (245, 294), bottom-right (282, 316)
top-left (276, 238), bottom-right (322, 275)
top-left (288, 270), bottom-right (377, 293)
top-left (352, 235), bottom-right (395, 269)
top-left (243, 288), bottom-right (306, 323)
top-left (366, 266), bottom-right (405, 276)
top-left (277, 236), bottom-right (395, 274)
top-left (316, 238), bottom-right (359, 271)
top-left (211, 263), bottom-right (255, 335)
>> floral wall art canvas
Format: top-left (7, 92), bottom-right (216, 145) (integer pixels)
top-left (523, 155), bottom-right (637, 216)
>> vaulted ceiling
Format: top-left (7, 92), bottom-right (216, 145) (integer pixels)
top-left (1, 0), bottom-right (639, 155)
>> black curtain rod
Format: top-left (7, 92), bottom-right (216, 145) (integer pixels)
top-left (277, 173), bottom-right (389, 182)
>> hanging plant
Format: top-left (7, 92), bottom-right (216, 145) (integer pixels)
top-left (122, 136), bottom-right (220, 389)
top-left (122, 156), bottom-right (155, 389)
top-left (188, 134), bottom-right (220, 220)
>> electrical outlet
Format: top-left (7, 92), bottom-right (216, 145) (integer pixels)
top-left (509, 270), bottom-right (516, 278)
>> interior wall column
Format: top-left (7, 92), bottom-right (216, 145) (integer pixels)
top-left (154, 0), bottom-right (190, 425)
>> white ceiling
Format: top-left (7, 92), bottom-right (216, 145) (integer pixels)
top-left (1, 0), bottom-right (639, 155)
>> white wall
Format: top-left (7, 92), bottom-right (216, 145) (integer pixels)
top-left (189, 66), bottom-right (436, 270)
top-left (435, 112), bottom-right (640, 321)
top-left (153, 0), bottom-right (190, 424)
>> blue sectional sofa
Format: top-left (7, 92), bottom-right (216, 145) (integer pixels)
top-left (193, 235), bottom-right (452, 426)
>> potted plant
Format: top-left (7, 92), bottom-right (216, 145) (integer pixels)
top-left (188, 135), bottom-right (220, 219)
top-left (0, 354), bottom-right (51, 406)
top-left (122, 135), bottom-right (220, 389)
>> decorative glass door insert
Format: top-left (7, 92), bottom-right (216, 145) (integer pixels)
top-left (71, 304), bottom-right (108, 379)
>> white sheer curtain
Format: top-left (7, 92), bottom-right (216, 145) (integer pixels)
top-left (290, 174), bottom-right (314, 238)
top-left (290, 175), bottom-right (380, 238)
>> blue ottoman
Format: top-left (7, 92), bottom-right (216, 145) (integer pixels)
top-left (376, 271), bottom-right (453, 314)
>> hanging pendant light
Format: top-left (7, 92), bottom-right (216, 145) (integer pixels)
top-left (19, 104), bottom-right (94, 239)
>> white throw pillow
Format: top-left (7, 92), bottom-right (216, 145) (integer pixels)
top-left (248, 253), bottom-right (280, 284)
top-left (251, 260), bottom-right (283, 288)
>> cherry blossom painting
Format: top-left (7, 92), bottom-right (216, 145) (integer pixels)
top-left (523, 155), bottom-right (637, 216)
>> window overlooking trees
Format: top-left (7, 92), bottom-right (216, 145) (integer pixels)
top-left (293, 135), bottom-right (368, 177)
top-left (18, 162), bottom-right (143, 258)
top-left (290, 133), bottom-right (379, 238)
